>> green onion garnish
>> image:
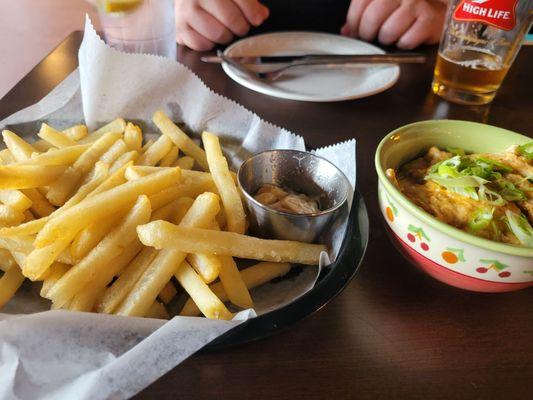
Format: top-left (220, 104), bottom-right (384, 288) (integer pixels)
top-left (517, 142), bottom-right (533, 161)
top-left (425, 153), bottom-right (525, 205)
top-left (474, 157), bottom-right (513, 173)
top-left (478, 186), bottom-right (506, 206)
top-left (468, 208), bottom-right (494, 233)
top-left (426, 175), bottom-right (487, 189)
top-left (505, 210), bottom-right (533, 247)
top-left (497, 180), bottom-right (526, 201)
top-left (446, 147), bottom-right (466, 156)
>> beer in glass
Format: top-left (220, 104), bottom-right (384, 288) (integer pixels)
top-left (433, 0), bottom-right (532, 105)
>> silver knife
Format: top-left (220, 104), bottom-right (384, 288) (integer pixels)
top-left (201, 52), bottom-right (427, 65)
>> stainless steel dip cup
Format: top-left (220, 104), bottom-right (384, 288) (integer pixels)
top-left (237, 150), bottom-right (351, 243)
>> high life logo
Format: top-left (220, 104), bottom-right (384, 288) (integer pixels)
top-left (453, 0), bottom-right (518, 31)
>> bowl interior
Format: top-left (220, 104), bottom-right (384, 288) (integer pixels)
top-left (375, 119), bottom-right (533, 258)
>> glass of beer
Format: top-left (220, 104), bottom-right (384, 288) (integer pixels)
top-left (432, 0), bottom-right (532, 105)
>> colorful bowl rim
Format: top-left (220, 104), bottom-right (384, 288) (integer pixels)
top-left (375, 119), bottom-right (533, 259)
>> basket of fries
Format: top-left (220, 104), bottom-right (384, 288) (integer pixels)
top-left (0, 17), bottom-right (368, 399)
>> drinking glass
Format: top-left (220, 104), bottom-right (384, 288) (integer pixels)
top-left (98, 0), bottom-right (176, 59)
top-left (432, 0), bottom-right (532, 105)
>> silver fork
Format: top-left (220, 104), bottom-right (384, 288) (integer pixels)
top-left (218, 52), bottom-right (427, 81)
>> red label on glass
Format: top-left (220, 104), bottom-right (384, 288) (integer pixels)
top-left (453, 0), bottom-right (518, 31)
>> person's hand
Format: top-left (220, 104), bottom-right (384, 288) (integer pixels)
top-left (175, 0), bottom-right (269, 51)
top-left (341, 0), bottom-right (447, 49)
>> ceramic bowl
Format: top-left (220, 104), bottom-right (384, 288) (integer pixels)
top-left (375, 120), bottom-right (533, 292)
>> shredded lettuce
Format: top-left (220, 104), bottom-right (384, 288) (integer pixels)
top-left (505, 211), bottom-right (533, 247)
top-left (517, 142), bottom-right (533, 161)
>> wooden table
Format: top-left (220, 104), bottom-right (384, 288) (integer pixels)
top-left (1, 32), bottom-right (531, 400)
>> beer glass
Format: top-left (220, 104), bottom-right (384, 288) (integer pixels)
top-left (432, 0), bottom-right (532, 105)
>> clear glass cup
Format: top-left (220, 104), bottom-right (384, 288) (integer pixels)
top-left (432, 0), bottom-right (532, 105)
top-left (97, 0), bottom-right (176, 59)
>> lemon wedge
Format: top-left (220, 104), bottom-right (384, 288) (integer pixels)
top-left (100, 0), bottom-right (143, 13)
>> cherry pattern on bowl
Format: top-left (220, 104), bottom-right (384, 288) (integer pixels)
top-left (476, 259), bottom-right (511, 278)
top-left (407, 224), bottom-right (430, 251)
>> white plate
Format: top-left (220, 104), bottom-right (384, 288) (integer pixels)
top-left (222, 31), bottom-right (400, 102)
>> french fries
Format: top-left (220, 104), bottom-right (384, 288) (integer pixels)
top-left (99, 139), bottom-right (128, 165)
top-left (180, 262), bottom-right (291, 316)
top-left (46, 131), bottom-right (122, 205)
top-left (141, 139), bottom-right (154, 152)
top-left (0, 204), bottom-right (25, 225)
top-left (0, 162), bottom-right (108, 238)
top-left (35, 167), bottom-right (181, 248)
top-left (110, 151), bottom-right (140, 173)
top-left (158, 146), bottom-right (179, 167)
top-left (94, 199), bottom-right (183, 313)
top-left (218, 256), bottom-right (253, 309)
top-left (138, 222), bottom-right (325, 265)
top-left (0, 113), bottom-right (326, 324)
top-left (23, 235), bottom-right (74, 280)
top-left (0, 149), bottom-right (15, 163)
top-left (2, 130), bottom-right (37, 160)
top-left (0, 165), bottom-right (66, 189)
top-left (174, 156), bottom-right (194, 170)
top-left (40, 262), bottom-right (70, 298)
top-left (174, 260), bottom-right (233, 320)
top-left (205, 220), bottom-right (251, 308)
top-left (38, 123), bottom-right (78, 148)
top-left (137, 135), bottom-right (173, 166)
top-left (0, 189), bottom-right (32, 212)
top-left (202, 131), bottom-right (246, 234)
top-left (124, 123), bottom-right (142, 153)
top-left (152, 110), bottom-right (208, 170)
top-left (187, 252), bottom-right (221, 283)
top-left (96, 246), bottom-right (158, 314)
top-left (69, 239), bottom-right (143, 312)
top-left (24, 209), bottom-right (35, 221)
top-left (0, 265), bottom-right (26, 308)
top-left (78, 118), bottom-right (126, 144)
top-left (21, 144), bottom-right (90, 166)
top-left (0, 249), bottom-right (17, 272)
top-left (70, 210), bottom-right (127, 261)
top-left (115, 192), bottom-right (221, 317)
top-left (47, 195), bottom-right (151, 308)
top-left (63, 125), bottom-right (88, 141)
top-left (21, 189), bottom-right (55, 217)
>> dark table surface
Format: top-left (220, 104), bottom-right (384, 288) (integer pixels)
top-left (1, 32), bottom-right (532, 400)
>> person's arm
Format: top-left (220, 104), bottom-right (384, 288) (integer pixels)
top-left (175, 0), bottom-right (269, 51)
top-left (341, 0), bottom-right (448, 49)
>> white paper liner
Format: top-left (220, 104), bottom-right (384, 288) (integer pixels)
top-left (0, 16), bottom-right (357, 400)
